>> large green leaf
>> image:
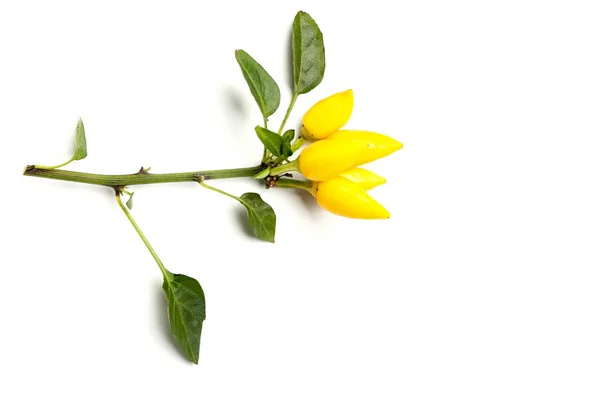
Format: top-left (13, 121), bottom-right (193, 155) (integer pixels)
top-left (162, 272), bottom-right (206, 364)
top-left (240, 193), bottom-right (276, 242)
top-left (235, 50), bottom-right (281, 119)
top-left (292, 11), bottom-right (325, 94)
top-left (72, 118), bottom-right (87, 160)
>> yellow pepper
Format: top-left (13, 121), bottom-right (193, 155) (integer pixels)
top-left (297, 139), bottom-right (367, 181)
top-left (301, 89), bottom-right (354, 140)
top-left (328, 130), bottom-right (403, 167)
top-left (270, 89), bottom-right (402, 220)
top-left (338, 168), bottom-right (386, 190)
top-left (310, 176), bottom-right (390, 219)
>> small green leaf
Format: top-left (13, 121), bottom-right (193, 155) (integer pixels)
top-left (239, 193), bottom-right (276, 242)
top-left (126, 192), bottom-right (134, 210)
top-left (73, 118), bottom-right (87, 160)
top-left (255, 126), bottom-right (283, 157)
top-left (235, 50), bottom-right (281, 119)
top-left (292, 11), bottom-right (325, 94)
top-left (282, 129), bottom-right (295, 144)
top-left (163, 272), bottom-right (206, 364)
top-left (281, 129), bottom-right (295, 157)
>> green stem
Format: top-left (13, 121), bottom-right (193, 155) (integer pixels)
top-left (198, 179), bottom-right (240, 201)
top-left (115, 194), bottom-right (171, 280)
top-left (291, 137), bottom-right (306, 153)
top-left (276, 178), bottom-right (313, 190)
top-left (277, 92), bottom-right (299, 135)
top-left (23, 164), bottom-right (263, 188)
top-left (269, 159), bottom-right (299, 176)
top-left (262, 116), bottom-right (269, 161)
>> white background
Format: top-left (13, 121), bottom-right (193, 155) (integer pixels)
top-left (1, 0), bottom-right (599, 398)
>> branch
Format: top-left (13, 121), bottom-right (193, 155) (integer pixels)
top-left (23, 164), bottom-right (264, 188)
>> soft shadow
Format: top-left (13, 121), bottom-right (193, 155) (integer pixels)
top-left (221, 85), bottom-right (248, 121)
top-left (292, 121), bottom-right (304, 143)
top-left (295, 186), bottom-right (322, 217)
top-left (153, 282), bottom-right (185, 360)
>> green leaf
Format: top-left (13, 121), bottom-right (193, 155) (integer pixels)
top-left (162, 272), bottom-right (206, 364)
top-left (126, 192), bottom-right (134, 210)
top-left (239, 193), bottom-right (276, 242)
top-left (235, 50), bottom-right (281, 119)
top-left (292, 11), bottom-right (325, 94)
top-left (281, 129), bottom-right (295, 157)
top-left (73, 118), bottom-right (87, 160)
top-left (282, 129), bottom-right (295, 144)
top-left (255, 126), bottom-right (283, 157)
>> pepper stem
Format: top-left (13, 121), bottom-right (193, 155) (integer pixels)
top-left (275, 178), bottom-right (313, 190)
top-left (269, 159), bottom-right (299, 176)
